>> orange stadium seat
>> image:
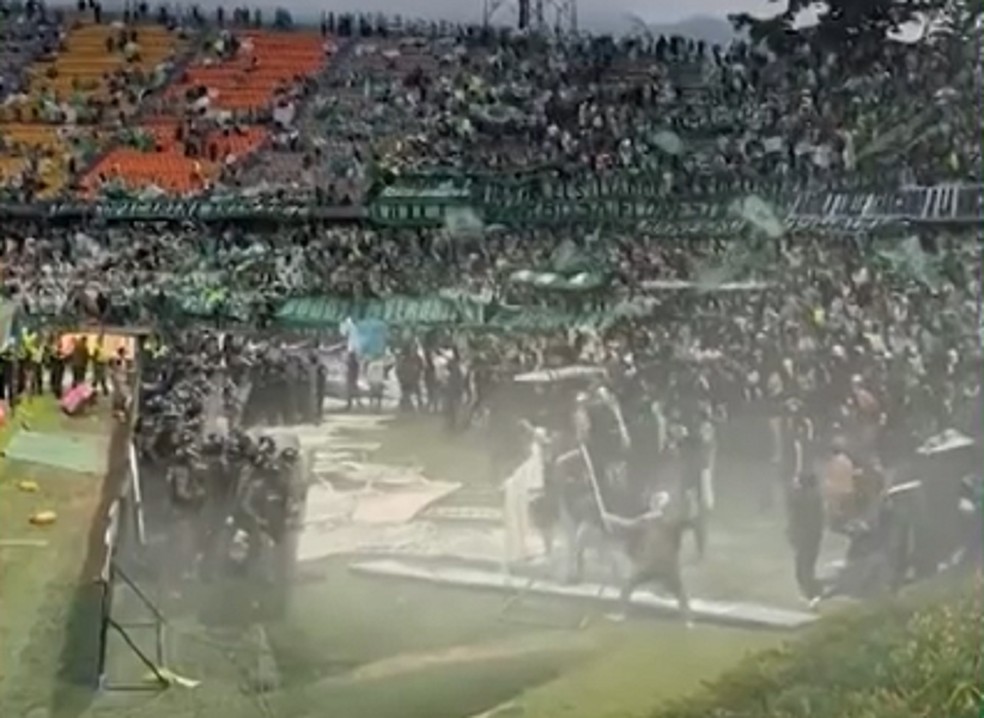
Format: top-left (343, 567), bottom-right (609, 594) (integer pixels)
top-left (80, 124), bottom-right (267, 195)
top-left (167, 31), bottom-right (326, 111)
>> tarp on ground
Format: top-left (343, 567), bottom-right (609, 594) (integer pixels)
top-left (276, 295), bottom-right (487, 328)
top-left (4, 430), bottom-right (109, 475)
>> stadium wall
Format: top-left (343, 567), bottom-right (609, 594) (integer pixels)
top-left (54, 335), bottom-right (145, 690)
top-left (60, 406), bottom-right (132, 690)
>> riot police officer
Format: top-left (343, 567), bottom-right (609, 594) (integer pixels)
top-left (167, 442), bottom-right (208, 581)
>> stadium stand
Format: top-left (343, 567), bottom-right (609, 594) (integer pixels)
top-left (0, 16), bottom-right (186, 197)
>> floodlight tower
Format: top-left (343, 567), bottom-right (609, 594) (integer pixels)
top-left (482, 0), bottom-right (516, 28)
top-left (540, 0), bottom-right (578, 34)
top-left (482, 0), bottom-right (577, 34)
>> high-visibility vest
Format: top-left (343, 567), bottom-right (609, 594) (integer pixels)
top-left (21, 332), bottom-right (36, 360)
top-left (146, 336), bottom-right (167, 357)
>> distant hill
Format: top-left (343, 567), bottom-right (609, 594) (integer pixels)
top-left (627, 15), bottom-right (743, 46)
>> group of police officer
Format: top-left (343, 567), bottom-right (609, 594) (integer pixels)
top-left (165, 430), bottom-right (300, 580)
top-left (241, 345), bottom-right (325, 428)
top-left (137, 331), bottom-right (305, 583)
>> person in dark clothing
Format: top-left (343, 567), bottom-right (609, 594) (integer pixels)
top-left (0, 345), bottom-right (11, 404)
top-left (284, 356), bottom-right (301, 423)
top-left (47, 337), bottom-right (65, 398)
top-left (444, 351), bottom-right (464, 432)
top-left (788, 471), bottom-right (825, 603)
top-left (423, 349), bottom-right (438, 413)
top-left (396, 346), bottom-right (422, 412)
top-left (313, 353), bottom-right (326, 423)
top-left (466, 354), bottom-right (493, 428)
top-left (577, 386), bottom-right (633, 517)
top-left (71, 335), bottom-right (89, 387)
top-left (91, 335), bottom-right (109, 395)
top-left (678, 428), bottom-right (708, 560)
top-left (344, 350), bottom-right (360, 411)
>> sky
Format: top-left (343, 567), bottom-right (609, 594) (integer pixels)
top-left (124, 1), bottom-right (919, 41)
top-left (175, 0), bottom-right (791, 31)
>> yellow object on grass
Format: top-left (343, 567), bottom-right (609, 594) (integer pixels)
top-left (28, 510), bottom-right (57, 526)
top-left (17, 480), bottom-right (40, 492)
top-left (143, 667), bottom-right (201, 689)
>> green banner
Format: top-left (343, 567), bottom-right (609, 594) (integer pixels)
top-left (276, 295), bottom-right (488, 328)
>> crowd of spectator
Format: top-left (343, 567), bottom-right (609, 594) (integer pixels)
top-left (1, 217), bottom-right (979, 443)
top-left (250, 13), bottom-right (981, 200)
top-left (0, 8), bottom-right (978, 437)
top-left (1, 5), bottom-right (979, 201)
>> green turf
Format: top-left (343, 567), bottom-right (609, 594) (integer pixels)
top-left (5, 430), bottom-right (109, 475)
top-left (80, 546), bottom-right (784, 718)
top-left (0, 397), bottom-right (114, 718)
top-left (283, 649), bottom-right (585, 718)
top-left (513, 622), bottom-right (781, 718)
top-left (2, 406), bottom-right (794, 718)
top-left (81, 559), bottom-right (782, 718)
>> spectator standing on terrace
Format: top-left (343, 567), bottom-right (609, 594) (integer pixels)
top-left (788, 470), bottom-right (824, 604)
top-left (365, 352), bottom-right (388, 412)
top-left (344, 350), bottom-right (360, 411)
top-left (396, 344), bottom-right (423, 413)
top-left (444, 349), bottom-right (465, 432)
top-left (110, 346), bottom-right (131, 414)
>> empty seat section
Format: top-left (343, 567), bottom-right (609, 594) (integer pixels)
top-left (168, 31), bottom-right (326, 111)
top-left (17, 22), bottom-right (184, 112)
top-left (83, 148), bottom-right (216, 194)
top-left (80, 124), bottom-right (267, 195)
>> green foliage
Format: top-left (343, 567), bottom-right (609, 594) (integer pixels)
top-left (273, 8), bottom-right (294, 30)
top-left (652, 577), bottom-right (983, 718)
top-left (731, 0), bottom-right (944, 55)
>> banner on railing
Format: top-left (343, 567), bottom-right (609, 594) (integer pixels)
top-left (0, 199), bottom-right (364, 222)
top-left (368, 173), bottom-right (983, 230)
top-left (790, 183), bottom-right (982, 224)
top-left (0, 181), bottom-right (978, 228)
top-left (368, 172), bottom-right (701, 227)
